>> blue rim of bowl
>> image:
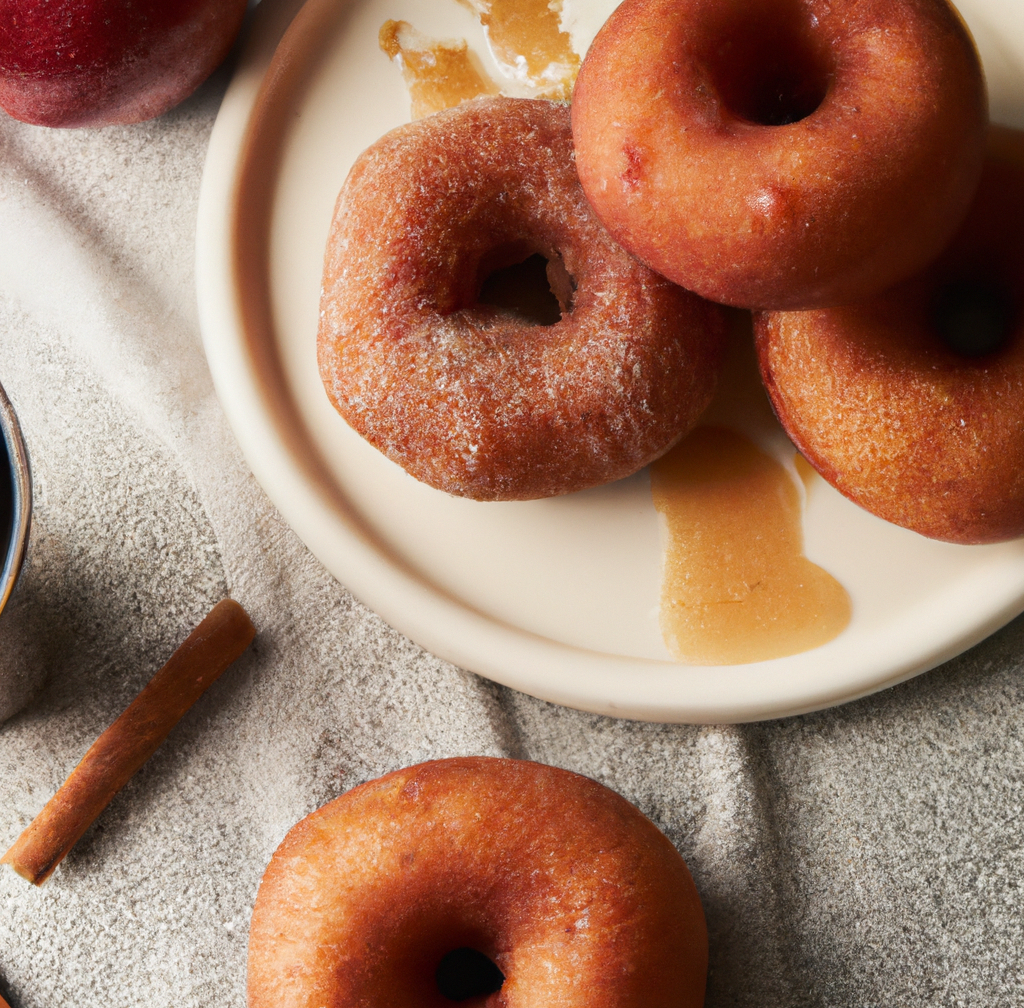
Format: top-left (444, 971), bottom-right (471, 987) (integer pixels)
top-left (0, 380), bottom-right (30, 616)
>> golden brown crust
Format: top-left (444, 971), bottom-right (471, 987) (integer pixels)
top-left (318, 97), bottom-right (726, 501)
top-left (248, 757), bottom-right (708, 1008)
top-left (756, 128), bottom-right (1024, 544)
top-left (571, 0), bottom-right (987, 310)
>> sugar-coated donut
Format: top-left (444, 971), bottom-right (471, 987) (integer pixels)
top-left (571, 0), bottom-right (987, 311)
top-left (248, 757), bottom-right (708, 1008)
top-left (756, 128), bottom-right (1024, 545)
top-left (318, 97), bottom-right (726, 501)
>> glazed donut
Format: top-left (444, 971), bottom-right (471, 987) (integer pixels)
top-left (571, 0), bottom-right (987, 311)
top-left (756, 128), bottom-right (1024, 545)
top-left (248, 757), bottom-right (707, 1008)
top-left (318, 97), bottom-right (726, 501)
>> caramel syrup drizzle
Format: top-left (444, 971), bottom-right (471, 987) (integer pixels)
top-left (380, 0), bottom-right (579, 118)
top-left (380, 20), bottom-right (498, 120)
top-left (651, 428), bottom-right (850, 665)
top-left (457, 0), bottom-right (580, 99)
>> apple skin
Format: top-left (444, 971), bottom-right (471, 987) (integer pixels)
top-left (0, 0), bottom-right (248, 128)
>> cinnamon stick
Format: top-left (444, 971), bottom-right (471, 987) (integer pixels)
top-left (1, 598), bottom-right (256, 885)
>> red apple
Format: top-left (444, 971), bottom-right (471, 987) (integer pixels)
top-left (0, 0), bottom-right (248, 128)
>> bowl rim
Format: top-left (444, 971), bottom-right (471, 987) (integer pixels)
top-left (0, 379), bottom-right (30, 616)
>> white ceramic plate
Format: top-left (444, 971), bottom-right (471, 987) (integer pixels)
top-left (197, 0), bottom-right (1024, 723)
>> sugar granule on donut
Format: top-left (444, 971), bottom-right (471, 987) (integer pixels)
top-left (248, 757), bottom-right (708, 1008)
top-left (571, 0), bottom-right (987, 311)
top-left (317, 97), bottom-right (726, 501)
top-left (756, 127), bottom-right (1024, 545)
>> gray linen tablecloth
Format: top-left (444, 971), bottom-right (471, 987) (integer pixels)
top-left (0, 45), bottom-right (1023, 1008)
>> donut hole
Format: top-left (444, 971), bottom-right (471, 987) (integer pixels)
top-left (435, 947), bottom-right (505, 1002)
top-left (930, 280), bottom-right (1018, 358)
top-left (477, 244), bottom-right (574, 325)
top-left (704, 1), bottom-right (831, 127)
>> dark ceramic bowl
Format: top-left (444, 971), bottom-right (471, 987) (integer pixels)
top-left (0, 380), bottom-right (29, 615)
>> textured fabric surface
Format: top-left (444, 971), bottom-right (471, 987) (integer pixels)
top-left (0, 44), bottom-right (1023, 1008)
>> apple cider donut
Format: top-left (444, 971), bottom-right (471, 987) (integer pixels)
top-left (318, 97), bottom-right (726, 501)
top-left (756, 128), bottom-right (1024, 545)
top-left (571, 0), bottom-right (987, 310)
top-left (248, 757), bottom-right (708, 1008)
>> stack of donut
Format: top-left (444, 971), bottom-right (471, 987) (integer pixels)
top-left (318, 0), bottom-right (1021, 544)
top-left (569, 0), bottom-right (1022, 545)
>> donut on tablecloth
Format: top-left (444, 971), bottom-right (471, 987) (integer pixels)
top-left (248, 757), bottom-right (708, 1008)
